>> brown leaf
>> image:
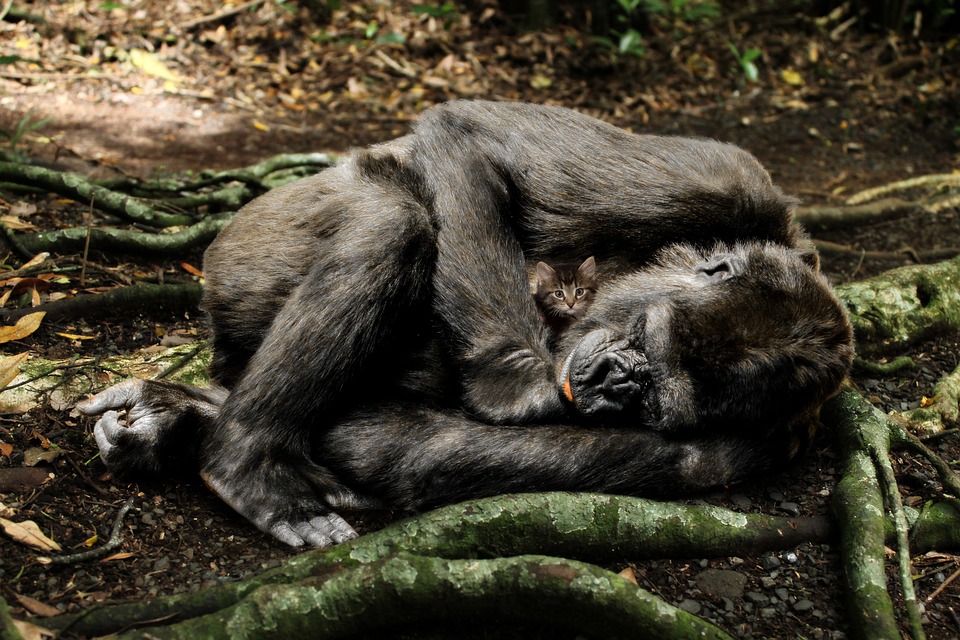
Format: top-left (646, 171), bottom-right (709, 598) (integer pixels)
top-left (12, 619), bottom-right (55, 640)
top-left (23, 447), bottom-right (62, 466)
top-left (0, 517), bottom-right (63, 552)
top-left (180, 262), bottom-right (203, 277)
top-left (618, 566), bottom-right (639, 584)
top-left (0, 312), bottom-right (45, 344)
top-left (0, 467), bottom-right (51, 491)
top-left (0, 352), bottom-right (29, 389)
top-left (101, 551), bottom-right (136, 562)
top-left (0, 442), bottom-right (12, 457)
top-left (14, 593), bottom-right (61, 617)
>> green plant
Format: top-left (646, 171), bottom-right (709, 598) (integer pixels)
top-left (727, 41), bottom-right (762, 83)
top-left (410, 2), bottom-right (457, 18)
top-left (642, 0), bottom-right (720, 23)
top-left (0, 113), bottom-right (51, 151)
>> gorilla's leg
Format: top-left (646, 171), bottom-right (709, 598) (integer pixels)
top-left (318, 402), bottom-right (810, 512)
top-left (199, 183), bottom-right (437, 547)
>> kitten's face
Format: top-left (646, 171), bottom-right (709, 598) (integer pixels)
top-left (535, 257), bottom-right (597, 321)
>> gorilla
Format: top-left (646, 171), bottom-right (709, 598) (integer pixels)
top-left (80, 101), bottom-right (854, 548)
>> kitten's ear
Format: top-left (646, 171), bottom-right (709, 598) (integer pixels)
top-left (578, 256), bottom-right (597, 279)
top-left (536, 261), bottom-right (556, 284)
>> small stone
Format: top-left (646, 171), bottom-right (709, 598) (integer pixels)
top-left (762, 555), bottom-right (782, 570)
top-left (779, 502), bottom-right (800, 516)
top-left (760, 607), bottom-right (778, 618)
top-left (775, 588), bottom-right (790, 601)
top-left (730, 493), bottom-right (752, 510)
top-left (141, 513), bottom-right (155, 525)
top-left (696, 569), bottom-right (748, 601)
top-left (679, 599), bottom-right (701, 615)
top-left (793, 599), bottom-right (815, 612)
top-left (760, 577), bottom-right (777, 589)
top-left (785, 551), bottom-right (799, 564)
top-left (153, 556), bottom-right (170, 571)
top-left (746, 592), bottom-right (769, 605)
top-left (769, 490), bottom-right (785, 502)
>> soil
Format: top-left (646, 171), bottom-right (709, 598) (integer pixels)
top-left (1, 2), bottom-right (959, 638)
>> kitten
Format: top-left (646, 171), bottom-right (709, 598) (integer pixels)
top-left (534, 256), bottom-right (597, 336)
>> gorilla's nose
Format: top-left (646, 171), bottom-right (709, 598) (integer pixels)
top-left (562, 329), bottom-right (648, 418)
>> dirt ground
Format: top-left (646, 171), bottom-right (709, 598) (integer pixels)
top-left (1, 1), bottom-right (959, 638)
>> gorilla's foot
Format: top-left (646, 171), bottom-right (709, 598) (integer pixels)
top-left (199, 455), bottom-right (360, 548)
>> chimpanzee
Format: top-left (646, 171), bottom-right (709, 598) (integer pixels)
top-left (80, 101), bottom-right (854, 548)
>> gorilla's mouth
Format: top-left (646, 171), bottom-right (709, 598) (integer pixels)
top-left (560, 329), bottom-right (650, 418)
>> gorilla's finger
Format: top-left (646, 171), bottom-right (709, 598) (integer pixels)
top-left (268, 522), bottom-right (306, 548)
top-left (77, 379), bottom-right (144, 415)
top-left (93, 412), bottom-right (121, 462)
top-left (323, 512), bottom-right (359, 542)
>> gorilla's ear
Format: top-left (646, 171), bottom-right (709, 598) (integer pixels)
top-left (795, 239), bottom-right (821, 271)
top-left (578, 256), bottom-right (597, 279)
top-left (536, 261), bottom-right (556, 284)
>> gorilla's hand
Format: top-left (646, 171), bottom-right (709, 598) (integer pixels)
top-left (199, 444), bottom-right (361, 548)
top-left (560, 330), bottom-right (650, 419)
top-left (78, 379), bottom-right (224, 477)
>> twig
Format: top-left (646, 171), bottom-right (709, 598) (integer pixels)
top-left (0, 0), bottom-right (14, 21)
top-left (155, 343), bottom-right (206, 380)
top-left (925, 563), bottom-right (960, 605)
top-left (65, 454), bottom-right (109, 497)
top-left (920, 429), bottom-right (959, 443)
top-left (179, 0), bottom-right (264, 30)
top-left (871, 447), bottom-right (926, 640)
top-left (846, 174), bottom-right (960, 205)
top-left (889, 419), bottom-right (960, 496)
top-left (46, 497), bottom-right (135, 565)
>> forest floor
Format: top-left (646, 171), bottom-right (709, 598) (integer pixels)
top-left (0, 1), bottom-right (959, 638)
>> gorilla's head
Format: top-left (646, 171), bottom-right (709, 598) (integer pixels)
top-left (558, 242), bottom-right (854, 434)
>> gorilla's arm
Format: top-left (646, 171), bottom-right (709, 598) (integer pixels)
top-left (409, 101), bottom-right (802, 424)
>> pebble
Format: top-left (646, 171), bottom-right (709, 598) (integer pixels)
top-left (696, 569), bottom-right (748, 601)
top-left (775, 587), bottom-right (790, 601)
top-left (793, 599), bottom-right (815, 612)
top-left (746, 591), bottom-right (769, 605)
top-left (785, 551), bottom-right (799, 564)
top-left (779, 502), bottom-right (800, 516)
top-left (730, 493), bottom-right (752, 510)
top-left (762, 555), bottom-right (782, 570)
top-left (679, 599), bottom-right (702, 615)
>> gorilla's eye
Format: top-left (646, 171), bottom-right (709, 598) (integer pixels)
top-left (575, 288), bottom-right (585, 297)
top-left (554, 290), bottom-right (564, 298)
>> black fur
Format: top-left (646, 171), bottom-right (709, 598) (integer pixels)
top-left (79, 101), bottom-right (854, 547)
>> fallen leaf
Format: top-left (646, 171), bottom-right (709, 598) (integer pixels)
top-left (101, 551), bottom-right (136, 562)
top-left (128, 48), bottom-right (183, 82)
top-left (56, 332), bottom-right (97, 341)
top-left (252, 119), bottom-right (270, 131)
top-left (0, 311), bottom-right (45, 343)
top-left (20, 252), bottom-right (49, 269)
top-left (0, 215), bottom-right (39, 231)
top-left (920, 395), bottom-right (939, 408)
top-left (14, 593), bottom-right (61, 617)
top-left (12, 619), bottom-right (55, 640)
top-left (0, 467), bottom-right (51, 491)
top-left (0, 442), bottom-right (12, 456)
top-left (779, 68), bottom-right (804, 86)
top-left (0, 352), bottom-right (29, 388)
top-left (180, 262), bottom-right (203, 277)
top-left (529, 74), bottom-right (552, 89)
top-left (618, 566), bottom-right (638, 584)
top-left (84, 534), bottom-right (98, 547)
top-left (23, 446), bottom-right (62, 466)
top-left (0, 517), bottom-right (62, 552)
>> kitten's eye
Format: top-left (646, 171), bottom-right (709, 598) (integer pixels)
top-left (554, 290), bottom-right (564, 299)
top-left (575, 288), bottom-right (585, 297)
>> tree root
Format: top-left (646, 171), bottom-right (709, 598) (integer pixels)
top-left (39, 493), bottom-right (830, 637)
top-left (110, 553), bottom-right (732, 640)
top-left (901, 362), bottom-right (960, 434)
top-left (834, 254), bottom-right (960, 352)
top-left (0, 161), bottom-right (195, 227)
top-left (0, 283), bottom-right (202, 323)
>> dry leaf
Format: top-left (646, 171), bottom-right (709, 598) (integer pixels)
top-left (14, 593), bottom-right (61, 617)
top-left (129, 48), bottom-right (183, 82)
top-left (0, 311), bottom-right (46, 343)
top-left (0, 215), bottom-right (39, 231)
top-left (23, 446), bottom-right (62, 466)
top-left (0, 517), bottom-right (63, 552)
top-left (180, 262), bottom-right (203, 277)
top-left (779, 68), bottom-right (804, 86)
top-left (618, 566), bottom-right (638, 584)
top-left (56, 332), bottom-right (96, 341)
top-left (84, 534), bottom-right (98, 547)
top-left (12, 619), bottom-right (55, 640)
top-left (252, 119), bottom-right (270, 131)
top-left (101, 551), bottom-right (136, 562)
top-left (0, 352), bottom-right (29, 388)
top-left (920, 395), bottom-right (939, 408)
top-left (20, 252), bottom-right (50, 270)
top-left (0, 442), bottom-right (12, 457)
